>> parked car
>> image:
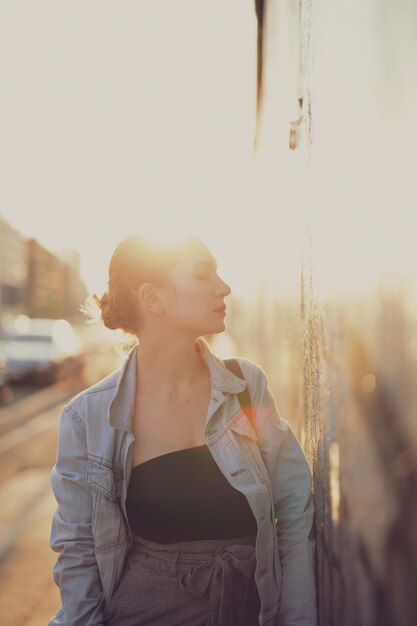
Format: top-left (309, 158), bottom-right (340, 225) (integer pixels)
top-left (0, 317), bottom-right (84, 385)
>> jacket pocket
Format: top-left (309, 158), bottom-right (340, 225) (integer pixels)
top-left (86, 460), bottom-right (124, 552)
top-left (229, 413), bottom-right (271, 485)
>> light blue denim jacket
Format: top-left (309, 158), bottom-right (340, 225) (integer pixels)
top-left (49, 337), bottom-right (318, 626)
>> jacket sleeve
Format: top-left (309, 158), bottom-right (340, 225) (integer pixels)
top-left (48, 406), bottom-right (105, 626)
top-left (252, 368), bottom-right (318, 626)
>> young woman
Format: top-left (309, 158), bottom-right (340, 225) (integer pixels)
top-left (48, 234), bottom-right (318, 626)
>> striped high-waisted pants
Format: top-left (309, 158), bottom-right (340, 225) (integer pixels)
top-left (104, 533), bottom-right (261, 625)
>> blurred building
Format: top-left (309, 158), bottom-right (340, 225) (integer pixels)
top-left (26, 239), bottom-right (88, 321)
top-left (0, 215), bottom-right (27, 327)
top-left (26, 238), bottom-right (70, 319)
top-left (55, 249), bottom-right (88, 321)
top-left (0, 214), bottom-right (88, 325)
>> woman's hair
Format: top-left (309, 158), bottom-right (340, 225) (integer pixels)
top-left (89, 234), bottom-right (183, 336)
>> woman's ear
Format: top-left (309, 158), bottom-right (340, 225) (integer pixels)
top-left (138, 283), bottom-right (164, 314)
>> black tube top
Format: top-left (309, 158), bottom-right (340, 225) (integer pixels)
top-left (126, 444), bottom-right (258, 544)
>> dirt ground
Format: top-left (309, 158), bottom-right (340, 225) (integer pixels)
top-left (0, 469), bottom-right (61, 626)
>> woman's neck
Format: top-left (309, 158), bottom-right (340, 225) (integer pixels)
top-left (135, 335), bottom-right (208, 397)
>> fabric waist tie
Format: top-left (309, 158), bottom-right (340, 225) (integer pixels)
top-left (179, 542), bottom-right (257, 626)
top-left (132, 533), bottom-right (258, 626)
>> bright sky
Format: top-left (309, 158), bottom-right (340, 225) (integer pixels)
top-left (1, 1), bottom-right (416, 303)
top-left (0, 1), bottom-right (260, 296)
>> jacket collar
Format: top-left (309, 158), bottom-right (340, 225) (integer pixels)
top-left (108, 336), bottom-right (247, 431)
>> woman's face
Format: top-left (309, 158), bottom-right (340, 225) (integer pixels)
top-left (161, 237), bottom-right (231, 337)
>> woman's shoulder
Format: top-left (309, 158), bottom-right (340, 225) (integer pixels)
top-left (63, 367), bottom-right (122, 418)
top-left (206, 337), bottom-right (267, 384)
top-left (227, 355), bottom-right (269, 395)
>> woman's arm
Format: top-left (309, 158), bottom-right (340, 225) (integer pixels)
top-left (49, 406), bottom-right (105, 626)
top-left (247, 364), bottom-right (318, 626)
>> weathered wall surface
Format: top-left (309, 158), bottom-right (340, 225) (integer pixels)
top-left (246, 1), bottom-right (417, 625)
top-left (304, 276), bottom-right (417, 626)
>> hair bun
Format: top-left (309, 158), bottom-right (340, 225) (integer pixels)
top-left (94, 291), bottom-right (123, 331)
